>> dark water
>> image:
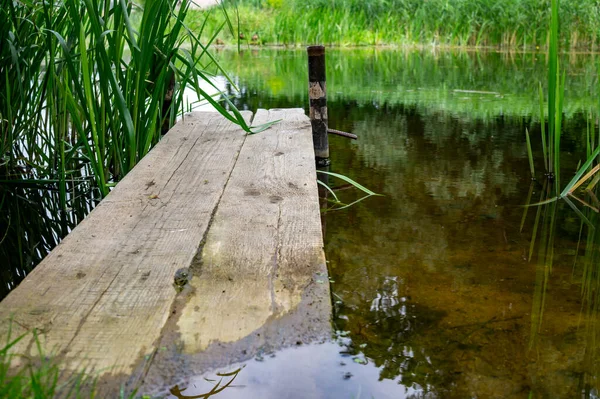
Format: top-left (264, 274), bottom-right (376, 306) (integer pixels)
top-left (3, 48), bottom-right (600, 397)
top-left (0, 176), bottom-right (98, 298)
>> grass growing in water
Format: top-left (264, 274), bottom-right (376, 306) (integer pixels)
top-left (190, 0), bottom-right (600, 49)
top-left (522, 3), bottom-right (600, 380)
top-left (527, 0), bottom-right (599, 203)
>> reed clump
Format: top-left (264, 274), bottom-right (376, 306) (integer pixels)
top-left (192, 0), bottom-right (600, 49)
top-left (525, 0), bottom-right (600, 204)
top-left (0, 0), bottom-right (250, 199)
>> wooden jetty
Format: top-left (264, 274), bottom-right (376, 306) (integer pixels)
top-left (0, 109), bottom-right (331, 395)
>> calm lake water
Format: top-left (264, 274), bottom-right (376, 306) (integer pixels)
top-left (3, 48), bottom-right (600, 397)
top-left (203, 48), bottom-right (600, 398)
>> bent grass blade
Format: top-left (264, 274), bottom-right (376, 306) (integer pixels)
top-left (316, 170), bottom-right (381, 197)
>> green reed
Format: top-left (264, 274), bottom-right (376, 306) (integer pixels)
top-left (0, 0), bottom-right (261, 200)
top-left (526, 0), bottom-right (600, 202)
top-left (192, 0), bottom-right (600, 49)
top-left (523, 2), bottom-right (600, 371)
top-left (543, 0), bottom-right (565, 187)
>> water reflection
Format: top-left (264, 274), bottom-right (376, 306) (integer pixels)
top-left (217, 48), bottom-right (599, 121)
top-left (323, 99), bottom-right (600, 396)
top-left (524, 181), bottom-right (600, 397)
top-left (165, 343), bottom-right (422, 399)
top-left (208, 49), bottom-right (600, 397)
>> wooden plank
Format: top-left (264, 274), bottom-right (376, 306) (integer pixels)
top-left (0, 111), bottom-right (252, 376)
top-left (139, 109), bottom-right (331, 394)
top-left (178, 107), bottom-right (329, 349)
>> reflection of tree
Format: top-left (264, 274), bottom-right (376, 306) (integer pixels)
top-left (352, 105), bottom-right (526, 202)
top-left (334, 275), bottom-right (451, 395)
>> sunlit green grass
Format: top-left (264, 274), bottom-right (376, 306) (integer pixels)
top-left (0, 327), bottom-right (136, 399)
top-left (190, 0), bottom-right (600, 49)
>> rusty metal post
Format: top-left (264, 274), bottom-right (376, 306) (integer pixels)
top-left (307, 45), bottom-right (330, 166)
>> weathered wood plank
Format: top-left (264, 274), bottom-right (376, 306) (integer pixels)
top-left (177, 107), bottom-right (329, 350)
top-left (0, 111), bottom-right (252, 376)
top-left (138, 109), bottom-right (331, 394)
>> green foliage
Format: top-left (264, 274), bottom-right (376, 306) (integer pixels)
top-left (0, 0), bottom-right (253, 200)
top-left (0, 326), bottom-right (120, 398)
top-left (191, 0), bottom-right (600, 48)
top-left (525, 0), bottom-right (600, 203)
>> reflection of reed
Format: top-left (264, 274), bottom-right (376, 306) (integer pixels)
top-left (0, 179), bottom-right (97, 299)
top-left (525, 179), bottom-right (600, 395)
top-left (526, 180), bottom-right (557, 350)
top-left (215, 48), bottom-right (600, 122)
top-left (574, 192), bottom-right (600, 393)
top-left (317, 170), bottom-right (380, 213)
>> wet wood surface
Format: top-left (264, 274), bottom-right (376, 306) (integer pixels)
top-left (0, 109), bottom-right (330, 394)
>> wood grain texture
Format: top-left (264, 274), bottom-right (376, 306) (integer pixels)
top-left (177, 108), bottom-right (329, 352)
top-left (0, 111), bottom-right (252, 375)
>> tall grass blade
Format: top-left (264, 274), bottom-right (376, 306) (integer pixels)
top-left (547, 0), bottom-right (559, 178)
top-left (520, 182), bottom-right (535, 233)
